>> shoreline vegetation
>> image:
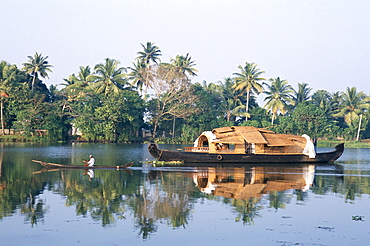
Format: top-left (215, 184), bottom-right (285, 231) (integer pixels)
top-left (1, 134), bottom-right (370, 149)
top-left (1, 43), bottom-right (370, 144)
top-left (317, 140), bottom-right (370, 149)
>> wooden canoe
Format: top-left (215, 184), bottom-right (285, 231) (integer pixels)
top-left (32, 160), bottom-right (133, 169)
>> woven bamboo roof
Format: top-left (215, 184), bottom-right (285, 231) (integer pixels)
top-left (210, 126), bottom-right (306, 147)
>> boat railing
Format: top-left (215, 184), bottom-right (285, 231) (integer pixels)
top-left (185, 147), bottom-right (209, 152)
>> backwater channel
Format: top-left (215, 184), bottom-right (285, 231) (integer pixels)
top-left (0, 142), bottom-right (369, 246)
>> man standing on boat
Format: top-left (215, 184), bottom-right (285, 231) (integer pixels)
top-left (84, 155), bottom-right (95, 167)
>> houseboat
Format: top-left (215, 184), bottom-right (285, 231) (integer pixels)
top-left (148, 126), bottom-right (344, 163)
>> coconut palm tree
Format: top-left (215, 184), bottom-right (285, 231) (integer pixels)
top-left (136, 42), bottom-right (162, 97)
top-left (216, 77), bottom-right (248, 122)
top-left (219, 77), bottom-right (235, 99)
top-left (137, 41), bottom-right (162, 65)
top-left (0, 61), bottom-right (17, 85)
top-left (223, 98), bottom-right (248, 122)
top-left (22, 52), bottom-right (53, 90)
top-left (311, 90), bottom-right (331, 111)
top-left (292, 82), bottom-right (312, 105)
top-left (74, 66), bottom-right (93, 86)
top-left (87, 58), bottom-right (127, 96)
top-left (263, 77), bottom-right (294, 125)
top-left (128, 60), bottom-right (147, 95)
top-left (312, 90), bottom-right (341, 117)
top-left (62, 66), bottom-right (93, 88)
top-left (232, 62), bottom-right (265, 121)
top-left (61, 74), bottom-right (78, 87)
top-left (61, 66), bottom-right (93, 100)
top-left (170, 53), bottom-right (198, 80)
top-left (332, 87), bottom-right (370, 125)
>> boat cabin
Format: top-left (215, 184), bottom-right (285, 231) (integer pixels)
top-left (186, 126), bottom-right (308, 155)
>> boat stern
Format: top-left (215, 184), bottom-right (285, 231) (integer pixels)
top-left (327, 143), bottom-right (345, 163)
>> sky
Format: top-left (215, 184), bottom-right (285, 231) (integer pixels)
top-left (1, 0), bottom-right (369, 101)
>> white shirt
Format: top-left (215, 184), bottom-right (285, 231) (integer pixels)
top-left (87, 157), bottom-right (95, 166)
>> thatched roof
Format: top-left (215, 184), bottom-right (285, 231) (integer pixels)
top-left (209, 126), bottom-right (306, 146)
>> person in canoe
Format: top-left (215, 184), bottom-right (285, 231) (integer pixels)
top-left (83, 155), bottom-right (95, 167)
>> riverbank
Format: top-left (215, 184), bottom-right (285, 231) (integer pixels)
top-left (1, 135), bottom-right (370, 148)
top-left (317, 140), bottom-right (370, 148)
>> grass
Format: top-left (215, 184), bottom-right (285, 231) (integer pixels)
top-left (318, 140), bottom-right (370, 148)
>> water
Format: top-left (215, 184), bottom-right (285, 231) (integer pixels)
top-left (0, 143), bottom-right (369, 246)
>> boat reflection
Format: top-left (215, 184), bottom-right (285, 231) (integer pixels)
top-left (191, 165), bottom-right (316, 199)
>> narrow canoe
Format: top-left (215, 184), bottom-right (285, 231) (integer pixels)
top-left (32, 160), bottom-right (133, 169)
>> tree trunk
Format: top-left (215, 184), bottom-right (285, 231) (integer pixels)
top-left (172, 115), bottom-right (176, 143)
top-left (31, 74), bottom-right (36, 91)
top-left (153, 121), bottom-right (158, 138)
top-left (271, 114), bottom-right (275, 125)
top-left (356, 114), bottom-right (363, 141)
top-left (245, 90), bottom-right (250, 121)
top-left (0, 99), bottom-right (4, 135)
top-left (143, 65), bottom-right (150, 99)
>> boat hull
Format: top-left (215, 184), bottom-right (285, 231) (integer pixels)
top-left (148, 143), bottom-right (344, 164)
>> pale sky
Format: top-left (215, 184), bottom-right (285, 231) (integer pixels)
top-left (1, 0), bottom-right (369, 98)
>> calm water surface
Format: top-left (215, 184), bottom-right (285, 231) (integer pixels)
top-left (0, 142), bottom-right (369, 246)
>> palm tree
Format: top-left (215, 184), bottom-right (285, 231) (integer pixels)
top-left (136, 42), bottom-right (162, 97)
top-left (0, 61), bottom-right (18, 134)
top-left (292, 82), bottom-right (312, 105)
top-left (61, 66), bottom-right (93, 100)
top-left (87, 58), bottom-right (127, 96)
top-left (216, 78), bottom-right (248, 122)
top-left (311, 90), bottom-right (332, 112)
top-left (137, 41), bottom-right (162, 65)
top-left (332, 87), bottom-right (370, 125)
top-left (219, 77), bottom-right (236, 99)
top-left (128, 60), bottom-right (147, 95)
top-left (61, 74), bottom-right (78, 87)
top-left (232, 62), bottom-right (265, 121)
top-left (22, 52), bottom-right (53, 90)
top-left (170, 53), bottom-right (198, 80)
top-left (74, 66), bottom-right (93, 86)
top-left (224, 98), bottom-right (247, 122)
top-left (62, 66), bottom-right (93, 88)
top-left (263, 77), bottom-right (294, 125)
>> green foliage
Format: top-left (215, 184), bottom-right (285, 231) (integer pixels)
top-left (274, 115), bottom-right (294, 134)
top-left (232, 62), bottom-right (265, 120)
top-left (87, 58), bottom-right (128, 96)
top-left (263, 77), bottom-right (294, 124)
top-left (70, 90), bottom-right (144, 142)
top-left (95, 91), bottom-right (144, 142)
top-left (332, 87), bottom-right (370, 126)
top-left (290, 103), bottom-right (328, 138)
top-left (43, 106), bottom-right (70, 141)
top-left (1, 47), bottom-right (370, 143)
top-left (22, 52), bottom-right (53, 91)
top-left (241, 120), bottom-right (261, 128)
